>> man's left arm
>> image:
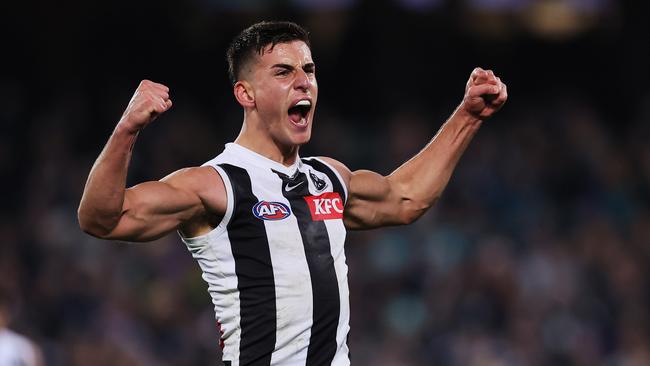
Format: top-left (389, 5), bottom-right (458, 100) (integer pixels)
top-left (325, 67), bottom-right (508, 230)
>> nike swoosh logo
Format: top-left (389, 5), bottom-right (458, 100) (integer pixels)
top-left (285, 181), bottom-right (304, 192)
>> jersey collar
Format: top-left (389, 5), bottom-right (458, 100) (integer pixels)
top-left (225, 143), bottom-right (301, 176)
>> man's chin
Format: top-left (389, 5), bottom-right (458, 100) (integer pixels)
top-left (272, 133), bottom-right (311, 152)
top-left (291, 135), bottom-right (311, 147)
top-left (288, 128), bottom-right (312, 146)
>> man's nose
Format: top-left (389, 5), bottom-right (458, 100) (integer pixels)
top-left (293, 69), bottom-right (311, 91)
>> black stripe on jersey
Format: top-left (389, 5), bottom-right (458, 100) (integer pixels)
top-left (302, 158), bottom-right (352, 359)
top-left (302, 158), bottom-right (346, 203)
top-left (275, 170), bottom-right (340, 366)
top-left (219, 164), bottom-right (276, 366)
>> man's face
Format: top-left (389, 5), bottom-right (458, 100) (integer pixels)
top-left (247, 40), bottom-right (317, 148)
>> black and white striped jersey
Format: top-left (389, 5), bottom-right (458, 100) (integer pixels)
top-left (180, 143), bottom-right (351, 366)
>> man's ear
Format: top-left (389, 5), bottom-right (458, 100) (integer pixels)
top-left (234, 80), bottom-right (255, 108)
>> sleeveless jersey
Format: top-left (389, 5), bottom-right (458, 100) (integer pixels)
top-left (180, 143), bottom-right (351, 366)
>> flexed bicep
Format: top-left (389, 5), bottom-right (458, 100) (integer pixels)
top-left (312, 157), bottom-right (414, 230)
top-left (106, 181), bottom-right (200, 241)
top-left (343, 170), bottom-right (419, 230)
top-left (96, 166), bottom-right (226, 242)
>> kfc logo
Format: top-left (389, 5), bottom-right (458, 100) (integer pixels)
top-left (303, 192), bottom-right (344, 221)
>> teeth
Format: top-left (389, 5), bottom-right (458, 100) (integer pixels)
top-left (295, 100), bottom-right (311, 107)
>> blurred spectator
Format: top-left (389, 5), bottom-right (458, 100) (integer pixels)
top-left (0, 289), bottom-right (43, 366)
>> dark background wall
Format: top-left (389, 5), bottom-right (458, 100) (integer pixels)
top-left (2, 0), bottom-right (650, 365)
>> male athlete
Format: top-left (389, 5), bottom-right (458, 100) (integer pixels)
top-left (78, 21), bottom-right (507, 365)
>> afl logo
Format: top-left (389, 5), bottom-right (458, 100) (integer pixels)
top-left (252, 201), bottom-right (291, 221)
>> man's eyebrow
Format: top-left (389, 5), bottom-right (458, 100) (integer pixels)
top-left (271, 63), bottom-right (294, 70)
top-left (270, 63), bottom-right (316, 71)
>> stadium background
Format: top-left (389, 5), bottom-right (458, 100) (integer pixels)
top-left (2, 0), bottom-right (650, 364)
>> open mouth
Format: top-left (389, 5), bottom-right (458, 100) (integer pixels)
top-left (288, 99), bottom-right (312, 126)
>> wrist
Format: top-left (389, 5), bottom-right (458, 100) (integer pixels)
top-left (115, 119), bottom-right (141, 136)
top-left (114, 121), bottom-right (141, 153)
top-left (451, 103), bottom-right (483, 128)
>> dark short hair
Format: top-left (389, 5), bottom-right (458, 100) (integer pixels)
top-left (226, 21), bottom-right (310, 85)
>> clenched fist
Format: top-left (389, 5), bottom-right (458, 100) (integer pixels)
top-left (461, 67), bottom-right (508, 120)
top-left (118, 80), bottom-right (172, 134)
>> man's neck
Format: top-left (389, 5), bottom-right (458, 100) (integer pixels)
top-left (235, 123), bottom-right (300, 167)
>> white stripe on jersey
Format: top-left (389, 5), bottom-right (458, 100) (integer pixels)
top-left (181, 165), bottom-right (242, 362)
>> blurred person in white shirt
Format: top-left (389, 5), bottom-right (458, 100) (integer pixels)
top-left (0, 290), bottom-right (42, 366)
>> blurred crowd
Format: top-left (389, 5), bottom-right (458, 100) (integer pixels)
top-left (2, 0), bottom-right (650, 365)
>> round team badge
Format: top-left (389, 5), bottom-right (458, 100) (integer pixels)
top-left (252, 201), bottom-right (291, 221)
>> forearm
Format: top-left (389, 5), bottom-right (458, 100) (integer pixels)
top-left (344, 68), bottom-right (506, 229)
top-left (388, 106), bottom-right (482, 215)
top-left (78, 124), bottom-right (139, 235)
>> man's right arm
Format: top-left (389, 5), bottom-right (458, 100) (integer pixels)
top-left (77, 80), bottom-right (225, 242)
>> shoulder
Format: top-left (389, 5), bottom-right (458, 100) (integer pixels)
top-left (306, 156), bottom-right (351, 190)
top-left (313, 156), bottom-right (351, 178)
top-left (161, 166), bottom-right (223, 192)
top-left (161, 166), bottom-right (227, 215)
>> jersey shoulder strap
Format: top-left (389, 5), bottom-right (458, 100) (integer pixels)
top-left (301, 157), bottom-right (348, 203)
